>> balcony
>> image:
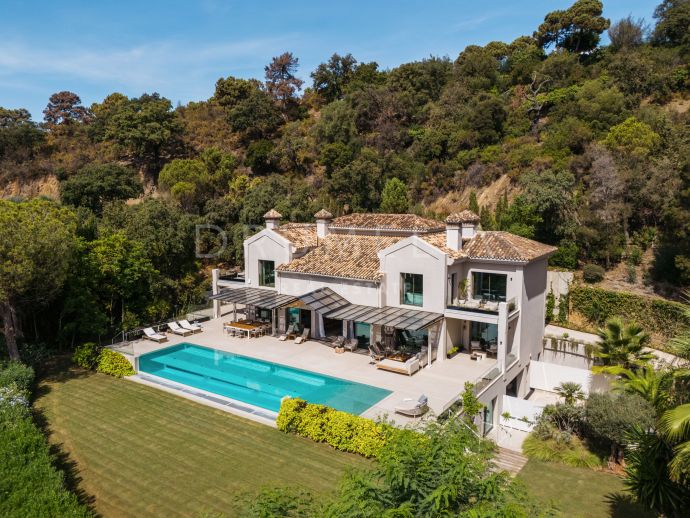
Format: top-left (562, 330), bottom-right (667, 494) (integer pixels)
top-left (447, 298), bottom-right (499, 314)
top-left (446, 297), bottom-right (518, 315)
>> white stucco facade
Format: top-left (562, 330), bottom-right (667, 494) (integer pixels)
top-left (218, 210), bottom-right (555, 433)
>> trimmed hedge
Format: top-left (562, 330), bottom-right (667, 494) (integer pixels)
top-left (0, 360), bottom-right (91, 517)
top-left (276, 398), bottom-right (394, 458)
top-left (96, 349), bottom-right (135, 378)
top-left (570, 286), bottom-right (690, 339)
top-left (0, 402), bottom-right (91, 517)
top-left (72, 342), bottom-right (101, 370)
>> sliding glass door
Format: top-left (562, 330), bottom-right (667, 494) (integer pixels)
top-left (472, 272), bottom-right (507, 302)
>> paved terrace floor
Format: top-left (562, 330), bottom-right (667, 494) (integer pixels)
top-left (119, 317), bottom-right (497, 426)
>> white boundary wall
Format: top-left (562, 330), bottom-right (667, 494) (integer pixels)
top-left (500, 395), bottom-right (543, 432)
top-left (529, 360), bottom-right (593, 394)
top-left (546, 270), bottom-right (573, 310)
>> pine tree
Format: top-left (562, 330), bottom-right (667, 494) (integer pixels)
top-left (469, 191), bottom-right (480, 215)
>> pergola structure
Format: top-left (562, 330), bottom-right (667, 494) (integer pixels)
top-left (208, 286), bottom-right (443, 366)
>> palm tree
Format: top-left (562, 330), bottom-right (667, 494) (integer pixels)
top-left (593, 317), bottom-right (653, 372)
top-left (624, 425), bottom-right (688, 517)
top-left (613, 365), bottom-right (672, 411)
top-left (659, 403), bottom-right (690, 483)
top-left (554, 381), bottom-right (584, 405)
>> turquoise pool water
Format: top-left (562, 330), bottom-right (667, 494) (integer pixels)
top-left (138, 343), bottom-right (391, 414)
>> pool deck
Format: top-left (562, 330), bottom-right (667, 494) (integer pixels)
top-left (116, 317), bottom-right (497, 427)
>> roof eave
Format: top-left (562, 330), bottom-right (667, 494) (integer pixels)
top-left (276, 269), bottom-right (381, 284)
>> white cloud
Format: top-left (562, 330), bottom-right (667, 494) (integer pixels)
top-left (451, 10), bottom-right (510, 32)
top-left (0, 35), bottom-right (297, 93)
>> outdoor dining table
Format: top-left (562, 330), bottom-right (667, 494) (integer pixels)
top-left (223, 321), bottom-right (269, 338)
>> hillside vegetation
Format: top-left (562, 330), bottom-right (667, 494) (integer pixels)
top-left (0, 0), bottom-right (689, 349)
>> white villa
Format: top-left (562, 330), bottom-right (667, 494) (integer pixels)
top-left (208, 208), bottom-right (557, 433)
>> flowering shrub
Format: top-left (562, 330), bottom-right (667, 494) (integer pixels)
top-left (276, 397), bottom-right (394, 458)
top-left (96, 349), bottom-right (135, 378)
top-left (0, 383), bottom-right (29, 409)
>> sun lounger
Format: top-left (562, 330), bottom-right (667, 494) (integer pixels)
top-left (395, 395), bottom-right (429, 417)
top-left (368, 341), bottom-right (385, 361)
top-left (168, 321), bottom-right (192, 336)
top-left (330, 335), bottom-right (345, 348)
top-left (344, 338), bottom-right (359, 352)
top-left (143, 327), bottom-right (168, 343)
top-left (278, 324), bottom-right (296, 341)
top-left (294, 328), bottom-right (310, 344)
top-left (179, 319), bottom-right (202, 333)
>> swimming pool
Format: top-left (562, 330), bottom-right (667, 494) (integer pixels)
top-left (138, 343), bottom-right (392, 414)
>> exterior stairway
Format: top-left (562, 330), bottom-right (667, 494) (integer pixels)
top-left (493, 447), bottom-right (528, 475)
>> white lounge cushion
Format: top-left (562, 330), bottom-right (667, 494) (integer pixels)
top-left (168, 322), bottom-right (192, 336)
top-left (143, 327), bottom-right (166, 341)
top-left (179, 319), bottom-right (202, 332)
top-left (376, 357), bottom-right (420, 375)
top-left (395, 394), bottom-right (429, 416)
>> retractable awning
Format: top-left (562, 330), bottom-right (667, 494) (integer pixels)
top-left (297, 287), bottom-right (350, 314)
top-left (208, 287), bottom-right (298, 310)
top-left (326, 304), bottom-right (442, 332)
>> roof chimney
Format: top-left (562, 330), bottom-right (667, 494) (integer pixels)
top-left (314, 209), bottom-right (333, 239)
top-left (263, 208), bottom-right (282, 231)
top-left (445, 210), bottom-right (480, 251)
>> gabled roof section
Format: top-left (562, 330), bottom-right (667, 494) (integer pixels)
top-left (276, 234), bottom-right (402, 281)
top-left (274, 223), bottom-right (317, 251)
top-left (463, 231), bottom-right (557, 262)
top-left (419, 232), bottom-right (467, 260)
top-left (329, 213), bottom-right (444, 233)
top-left (446, 210), bottom-right (480, 224)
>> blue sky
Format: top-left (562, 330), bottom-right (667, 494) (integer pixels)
top-left (1, 0), bottom-right (658, 120)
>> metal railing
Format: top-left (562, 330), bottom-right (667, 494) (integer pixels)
top-left (473, 364), bottom-right (502, 396)
top-left (106, 302), bottom-right (213, 350)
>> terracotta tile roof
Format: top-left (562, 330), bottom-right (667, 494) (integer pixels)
top-left (419, 232), bottom-right (467, 260)
top-left (463, 232), bottom-right (557, 262)
top-left (274, 223), bottom-right (317, 250)
top-left (446, 210), bottom-right (480, 224)
top-left (314, 209), bottom-right (333, 219)
top-left (277, 234), bottom-right (402, 281)
top-left (330, 213), bottom-right (444, 233)
top-left (263, 208), bottom-right (282, 219)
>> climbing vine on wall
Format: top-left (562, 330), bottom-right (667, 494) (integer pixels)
top-left (569, 286), bottom-right (690, 340)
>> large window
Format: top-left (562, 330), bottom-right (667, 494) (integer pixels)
top-left (470, 322), bottom-right (498, 347)
top-left (401, 273), bottom-right (423, 306)
top-left (259, 260), bottom-right (275, 287)
top-left (472, 272), bottom-right (507, 302)
top-left (354, 322), bottom-right (371, 347)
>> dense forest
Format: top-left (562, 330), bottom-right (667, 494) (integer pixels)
top-left (0, 0), bottom-right (689, 353)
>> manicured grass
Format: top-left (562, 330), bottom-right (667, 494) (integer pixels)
top-left (34, 370), bottom-right (370, 517)
top-left (518, 459), bottom-right (654, 518)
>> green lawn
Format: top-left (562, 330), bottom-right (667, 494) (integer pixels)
top-left (518, 460), bottom-right (654, 518)
top-left (34, 370), bottom-right (370, 517)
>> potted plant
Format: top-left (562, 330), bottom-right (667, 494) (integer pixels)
top-left (457, 278), bottom-right (469, 303)
top-left (447, 346), bottom-right (460, 359)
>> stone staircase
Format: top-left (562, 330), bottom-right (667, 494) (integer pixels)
top-left (494, 447), bottom-right (528, 475)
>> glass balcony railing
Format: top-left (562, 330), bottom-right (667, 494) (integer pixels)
top-left (446, 296), bottom-right (518, 314)
top-left (446, 299), bottom-right (500, 313)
